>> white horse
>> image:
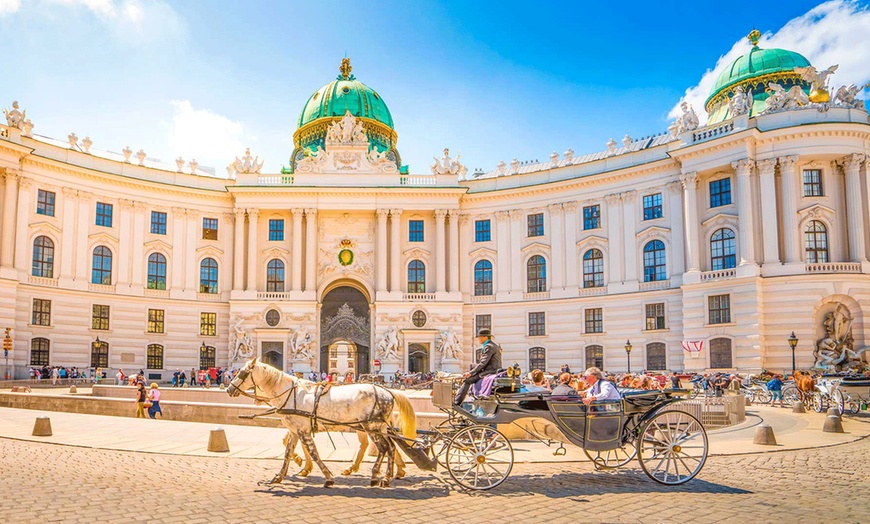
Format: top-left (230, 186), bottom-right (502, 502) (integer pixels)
top-left (227, 358), bottom-right (416, 488)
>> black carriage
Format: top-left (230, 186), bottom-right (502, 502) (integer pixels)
top-left (401, 380), bottom-right (708, 491)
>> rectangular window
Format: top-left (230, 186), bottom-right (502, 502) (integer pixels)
top-left (645, 303), bottom-right (666, 331)
top-left (585, 308), bottom-right (603, 334)
top-left (32, 299), bottom-right (51, 326)
top-left (91, 305), bottom-right (110, 331)
top-left (527, 213), bottom-right (544, 237)
top-left (409, 220), bottom-right (424, 242)
top-left (475, 314), bottom-right (492, 335)
top-left (95, 202), bottom-right (113, 227)
top-left (36, 190), bottom-right (56, 217)
top-left (475, 219), bottom-right (491, 242)
top-left (269, 219), bottom-right (284, 241)
top-left (150, 211), bottom-right (167, 235)
top-left (202, 217), bottom-right (218, 240)
top-left (200, 312), bottom-right (217, 336)
top-left (528, 312), bottom-right (546, 336)
top-left (709, 178), bottom-right (732, 208)
top-left (583, 205), bottom-right (600, 230)
top-left (643, 193), bottom-right (663, 220)
top-left (147, 309), bottom-right (165, 334)
top-left (803, 169), bottom-right (823, 197)
top-left (708, 294), bottom-right (732, 325)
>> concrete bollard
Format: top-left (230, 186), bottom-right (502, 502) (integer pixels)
top-left (32, 416), bottom-right (53, 437)
top-left (753, 424), bottom-right (777, 445)
top-left (792, 401), bottom-right (806, 413)
top-left (69, 385), bottom-right (77, 394)
top-left (823, 414), bottom-right (845, 433)
top-left (207, 427), bottom-right (230, 452)
top-left (826, 407), bottom-right (841, 418)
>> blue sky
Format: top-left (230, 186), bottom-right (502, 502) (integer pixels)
top-left (1, 0), bottom-right (868, 175)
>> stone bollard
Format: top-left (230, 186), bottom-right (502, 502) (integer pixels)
top-left (69, 385), bottom-right (77, 394)
top-left (207, 427), bottom-right (230, 452)
top-left (32, 416), bottom-right (53, 437)
top-left (826, 407), bottom-right (841, 418)
top-left (823, 414), bottom-right (844, 433)
top-left (753, 424), bottom-right (777, 445)
top-left (792, 401), bottom-right (806, 413)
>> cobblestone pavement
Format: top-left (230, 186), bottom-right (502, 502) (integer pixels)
top-left (2, 437), bottom-right (868, 524)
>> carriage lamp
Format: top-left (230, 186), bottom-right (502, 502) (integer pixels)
top-left (788, 332), bottom-right (799, 376)
top-left (624, 339), bottom-right (633, 374)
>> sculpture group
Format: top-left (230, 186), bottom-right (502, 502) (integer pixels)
top-left (814, 304), bottom-right (869, 372)
top-left (230, 319), bottom-right (254, 362)
top-left (438, 327), bottom-right (463, 360)
top-left (375, 326), bottom-right (401, 361)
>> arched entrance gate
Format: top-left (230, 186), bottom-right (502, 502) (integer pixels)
top-left (320, 286), bottom-right (371, 375)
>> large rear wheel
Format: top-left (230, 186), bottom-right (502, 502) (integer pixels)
top-left (445, 425), bottom-right (513, 491)
top-left (583, 440), bottom-right (637, 470)
top-left (638, 410), bottom-right (708, 485)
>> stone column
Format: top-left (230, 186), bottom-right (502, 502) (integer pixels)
top-left (509, 209), bottom-right (523, 293)
top-left (75, 192), bottom-right (93, 283)
top-left (170, 208), bottom-right (186, 290)
top-left (59, 188), bottom-right (77, 280)
top-left (830, 162), bottom-right (847, 262)
top-left (131, 202), bottom-right (146, 288)
top-left (732, 159), bottom-right (756, 266)
top-left (435, 209), bottom-right (447, 293)
top-left (548, 203), bottom-right (564, 290)
top-left (291, 208), bottom-right (304, 291)
top-left (757, 158), bottom-right (780, 265)
top-left (778, 156), bottom-right (800, 263)
top-left (233, 209), bottom-right (245, 291)
top-left (222, 211), bottom-right (235, 292)
top-left (841, 154), bottom-right (868, 262)
top-left (448, 210), bottom-right (459, 293)
top-left (666, 182), bottom-right (685, 277)
top-left (680, 173), bottom-right (701, 271)
top-left (1, 171), bottom-right (19, 269)
top-left (304, 208), bottom-right (317, 292)
top-left (246, 208), bottom-right (259, 291)
top-left (604, 193), bottom-right (623, 282)
top-left (457, 214), bottom-right (472, 294)
top-left (376, 209), bottom-right (389, 294)
top-left (621, 190), bottom-right (637, 282)
top-left (184, 210), bottom-right (199, 291)
top-left (563, 202), bottom-right (579, 289)
top-left (495, 211), bottom-right (511, 295)
top-left (117, 199), bottom-right (134, 287)
top-left (389, 209), bottom-right (402, 292)
top-left (13, 177), bottom-right (33, 272)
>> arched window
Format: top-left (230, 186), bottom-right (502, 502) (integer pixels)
top-left (90, 340), bottom-right (109, 368)
top-left (30, 338), bottom-right (49, 366)
top-left (529, 347), bottom-right (546, 371)
top-left (710, 338), bottom-right (732, 369)
top-left (582, 249), bottom-right (604, 288)
top-left (32, 236), bottom-right (55, 278)
top-left (710, 228), bottom-right (736, 270)
top-left (585, 345), bottom-right (604, 369)
top-left (199, 258), bottom-right (218, 294)
top-left (646, 342), bottom-right (666, 371)
top-left (146, 344), bottom-right (164, 369)
top-left (407, 260), bottom-right (426, 293)
top-left (91, 246), bottom-right (112, 285)
top-left (804, 220), bottom-right (829, 263)
top-left (643, 240), bottom-right (666, 282)
top-left (266, 259), bottom-right (285, 292)
top-left (200, 345), bottom-right (216, 370)
top-left (526, 255), bottom-right (547, 293)
top-left (473, 260), bottom-right (493, 296)
top-left (147, 253), bottom-right (167, 290)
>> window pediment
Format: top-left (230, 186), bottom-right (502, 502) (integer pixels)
top-left (577, 234), bottom-right (608, 249)
top-left (636, 225), bottom-right (670, 239)
top-left (143, 239), bottom-right (172, 252)
top-left (196, 245), bottom-right (224, 259)
top-left (403, 247), bottom-right (431, 259)
top-left (521, 241), bottom-right (550, 255)
top-left (469, 246), bottom-right (497, 259)
top-left (30, 221), bottom-right (62, 236)
top-left (88, 231), bottom-right (119, 245)
top-left (262, 246), bottom-right (290, 258)
top-left (798, 203), bottom-right (835, 222)
top-left (701, 213), bottom-right (738, 229)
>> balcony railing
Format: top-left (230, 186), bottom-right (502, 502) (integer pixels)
top-left (639, 279), bottom-right (671, 291)
top-left (28, 275), bottom-right (59, 287)
top-left (805, 262), bottom-right (862, 274)
top-left (523, 291), bottom-right (550, 301)
top-left (470, 295), bottom-right (495, 303)
top-left (403, 293), bottom-right (436, 301)
top-left (692, 121), bottom-right (735, 143)
top-left (257, 175), bottom-right (293, 185)
top-left (257, 291), bottom-right (292, 301)
top-left (579, 286), bottom-right (606, 296)
top-left (88, 283), bottom-right (116, 294)
top-left (700, 269), bottom-right (736, 282)
top-left (399, 175), bottom-right (437, 186)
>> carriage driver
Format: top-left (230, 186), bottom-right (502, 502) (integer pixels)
top-left (582, 367), bottom-right (621, 405)
top-left (453, 328), bottom-right (502, 405)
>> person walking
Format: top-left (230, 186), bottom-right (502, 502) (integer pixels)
top-left (135, 382), bottom-right (147, 418)
top-left (147, 383), bottom-right (162, 419)
top-left (767, 374), bottom-right (784, 407)
top-left (116, 369), bottom-right (125, 386)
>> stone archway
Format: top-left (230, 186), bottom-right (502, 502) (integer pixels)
top-left (319, 286), bottom-right (371, 375)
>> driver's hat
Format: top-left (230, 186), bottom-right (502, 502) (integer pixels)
top-left (477, 328), bottom-right (492, 337)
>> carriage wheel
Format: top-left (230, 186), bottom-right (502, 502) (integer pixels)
top-left (812, 391), bottom-right (826, 413)
top-left (583, 440), bottom-right (637, 470)
top-left (689, 384), bottom-right (702, 399)
top-left (782, 386), bottom-right (800, 406)
top-left (847, 401), bottom-right (861, 415)
top-left (755, 389), bottom-right (772, 405)
top-left (445, 425), bottom-right (513, 490)
top-left (637, 410), bottom-right (707, 485)
top-left (830, 390), bottom-right (845, 415)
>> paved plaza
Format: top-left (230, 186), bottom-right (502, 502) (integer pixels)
top-left (0, 405), bottom-right (868, 523)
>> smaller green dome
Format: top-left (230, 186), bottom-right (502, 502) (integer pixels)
top-left (706, 46), bottom-right (811, 108)
top-left (298, 79), bottom-right (393, 130)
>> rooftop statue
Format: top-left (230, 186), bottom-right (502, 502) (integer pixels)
top-left (795, 64), bottom-right (838, 104)
top-left (325, 110), bottom-right (369, 146)
top-left (763, 83), bottom-right (808, 113)
top-left (430, 147), bottom-right (468, 179)
top-left (833, 84), bottom-right (866, 110)
top-left (729, 86), bottom-right (753, 116)
top-left (228, 148), bottom-right (264, 178)
top-left (676, 102), bottom-right (699, 133)
top-left (3, 100), bottom-right (25, 130)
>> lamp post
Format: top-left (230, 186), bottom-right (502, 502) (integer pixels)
top-left (3, 328), bottom-right (12, 380)
top-left (200, 341), bottom-right (207, 370)
top-left (787, 331), bottom-right (799, 377)
top-left (91, 336), bottom-right (101, 382)
top-left (624, 339), bottom-right (633, 374)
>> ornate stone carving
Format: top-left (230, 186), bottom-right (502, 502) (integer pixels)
top-left (68, 132), bottom-right (78, 149)
top-left (326, 110), bottom-right (368, 146)
top-left (175, 157), bottom-right (185, 172)
top-left (230, 317), bottom-right (255, 361)
top-left (510, 158), bottom-right (519, 174)
top-left (833, 84), bottom-right (866, 110)
top-left (622, 134), bottom-right (632, 149)
top-left (122, 146), bottom-right (132, 163)
top-left (666, 181), bottom-right (682, 194)
top-left (795, 64), bottom-right (838, 104)
top-left (375, 325), bottom-right (401, 362)
top-left (246, 208), bottom-right (260, 218)
top-left (604, 193), bottom-right (621, 206)
top-left (3, 101), bottom-right (25, 130)
top-left (431, 148), bottom-right (468, 179)
top-left (228, 148), bottom-right (264, 177)
top-left (189, 159), bottom-right (199, 173)
top-left (731, 159), bottom-right (753, 176)
top-left (729, 85), bottom-right (753, 116)
top-left (763, 83), bottom-right (809, 113)
top-left (136, 149), bottom-right (147, 166)
top-left (438, 327), bottom-right (463, 360)
top-left (620, 189), bottom-right (636, 203)
top-left (494, 210), bottom-right (510, 223)
top-left (840, 153), bottom-right (866, 171)
top-left (756, 158), bottom-right (777, 174)
top-left (81, 136), bottom-right (92, 154)
top-left (548, 203), bottom-right (564, 216)
top-left (289, 325), bottom-right (315, 362)
top-left (550, 150), bottom-right (559, 166)
top-left (679, 172), bottom-right (699, 189)
top-left (508, 209), bottom-right (523, 220)
top-left (676, 101), bottom-right (699, 133)
top-left (496, 160), bottom-right (506, 175)
top-left (778, 155), bottom-right (798, 170)
top-left (562, 201), bottom-right (579, 212)
top-left (814, 303), bottom-right (868, 372)
top-left (606, 138), bottom-right (617, 154)
top-left (563, 148), bottom-right (574, 162)
top-left (22, 119), bottom-right (33, 137)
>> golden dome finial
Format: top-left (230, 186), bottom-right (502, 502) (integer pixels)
top-left (339, 57), bottom-right (352, 80)
top-left (747, 29), bottom-right (761, 47)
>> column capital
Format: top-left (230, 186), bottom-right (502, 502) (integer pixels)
top-left (756, 158), bottom-right (777, 174)
top-left (246, 208), bottom-right (260, 218)
top-left (508, 209), bottom-right (523, 220)
top-left (495, 210), bottom-right (510, 222)
top-left (186, 209), bottom-right (201, 220)
top-left (171, 206), bottom-right (187, 218)
top-left (234, 207), bottom-right (246, 217)
top-left (620, 189), bottom-right (636, 203)
top-left (17, 176), bottom-right (33, 189)
top-left (434, 209), bottom-right (448, 220)
top-left (2, 169), bottom-right (20, 182)
top-left (458, 213), bottom-right (471, 225)
top-left (222, 211), bottom-right (235, 223)
top-left (561, 201), bottom-right (579, 212)
top-left (119, 199), bottom-right (135, 210)
top-left (666, 180), bottom-right (682, 194)
top-left (778, 155), bottom-right (798, 170)
top-left (389, 208), bottom-right (403, 218)
top-left (679, 171), bottom-right (699, 189)
top-left (840, 153), bottom-right (866, 171)
top-left (547, 202), bottom-right (564, 216)
top-left (133, 201), bottom-right (147, 213)
top-left (604, 193), bottom-right (621, 206)
top-left (62, 187), bottom-right (78, 198)
top-left (77, 190), bottom-right (94, 203)
top-left (304, 208), bottom-right (317, 217)
top-left (731, 158), bottom-right (754, 175)
top-left (376, 208), bottom-right (390, 218)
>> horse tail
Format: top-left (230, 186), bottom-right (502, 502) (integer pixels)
top-left (389, 390), bottom-right (417, 440)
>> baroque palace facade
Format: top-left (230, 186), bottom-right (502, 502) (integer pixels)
top-left (1, 37), bottom-right (869, 380)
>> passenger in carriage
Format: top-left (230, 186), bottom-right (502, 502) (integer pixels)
top-left (523, 369), bottom-right (550, 393)
top-left (582, 367), bottom-right (621, 405)
top-left (551, 373), bottom-right (578, 396)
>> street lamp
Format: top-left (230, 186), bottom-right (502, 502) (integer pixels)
top-left (3, 328), bottom-right (12, 380)
top-left (91, 337), bottom-right (101, 382)
top-left (787, 331), bottom-right (799, 376)
top-left (624, 339), bottom-right (633, 374)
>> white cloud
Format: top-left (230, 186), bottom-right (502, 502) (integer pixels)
top-left (33, 0), bottom-right (184, 42)
top-left (670, 0), bottom-right (870, 125)
top-left (0, 0), bottom-right (21, 16)
top-left (168, 100), bottom-right (255, 174)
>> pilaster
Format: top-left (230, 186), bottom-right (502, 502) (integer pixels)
top-left (778, 156), bottom-right (801, 264)
top-left (434, 209), bottom-right (447, 293)
top-left (1, 170), bottom-right (19, 270)
top-left (732, 159), bottom-right (757, 267)
top-left (291, 208), bottom-right (304, 291)
top-left (304, 208), bottom-right (317, 293)
top-left (757, 158), bottom-right (780, 265)
top-left (246, 208), bottom-right (259, 291)
top-left (841, 154), bottom-right (867, 262)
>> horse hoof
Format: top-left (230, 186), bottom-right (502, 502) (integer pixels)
top-left (299, 470), bottom-right (310, 478)
top-left (370, 480), bottom-right (379, 487)
top-left (380, 479), bottom-right (391, 488)
top-left (268, 476), bottom-right (284, 484)
top-left (323, 479), bottom-right (335, 488)
top-left (341, 469), bottom-right (352, 476)
top-left (395, 471), bottom-right (405, 480)
top-left (293, 456), bottom-right (303, 466)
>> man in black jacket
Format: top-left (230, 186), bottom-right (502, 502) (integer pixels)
top-left (453, 328), bottom-right (502, 405)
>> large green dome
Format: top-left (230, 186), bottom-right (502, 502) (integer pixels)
top-left (298, 78), bottom-right (394, 129)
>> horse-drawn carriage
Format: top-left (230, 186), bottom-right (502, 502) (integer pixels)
top-left (816, 374), bottom-right (870, 414)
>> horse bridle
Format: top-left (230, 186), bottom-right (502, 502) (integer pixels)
top-left (228, 367), bottom-right (297, 407)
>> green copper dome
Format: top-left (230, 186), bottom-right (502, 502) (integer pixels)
top-left (298, 75), bottom-right (393, 130)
